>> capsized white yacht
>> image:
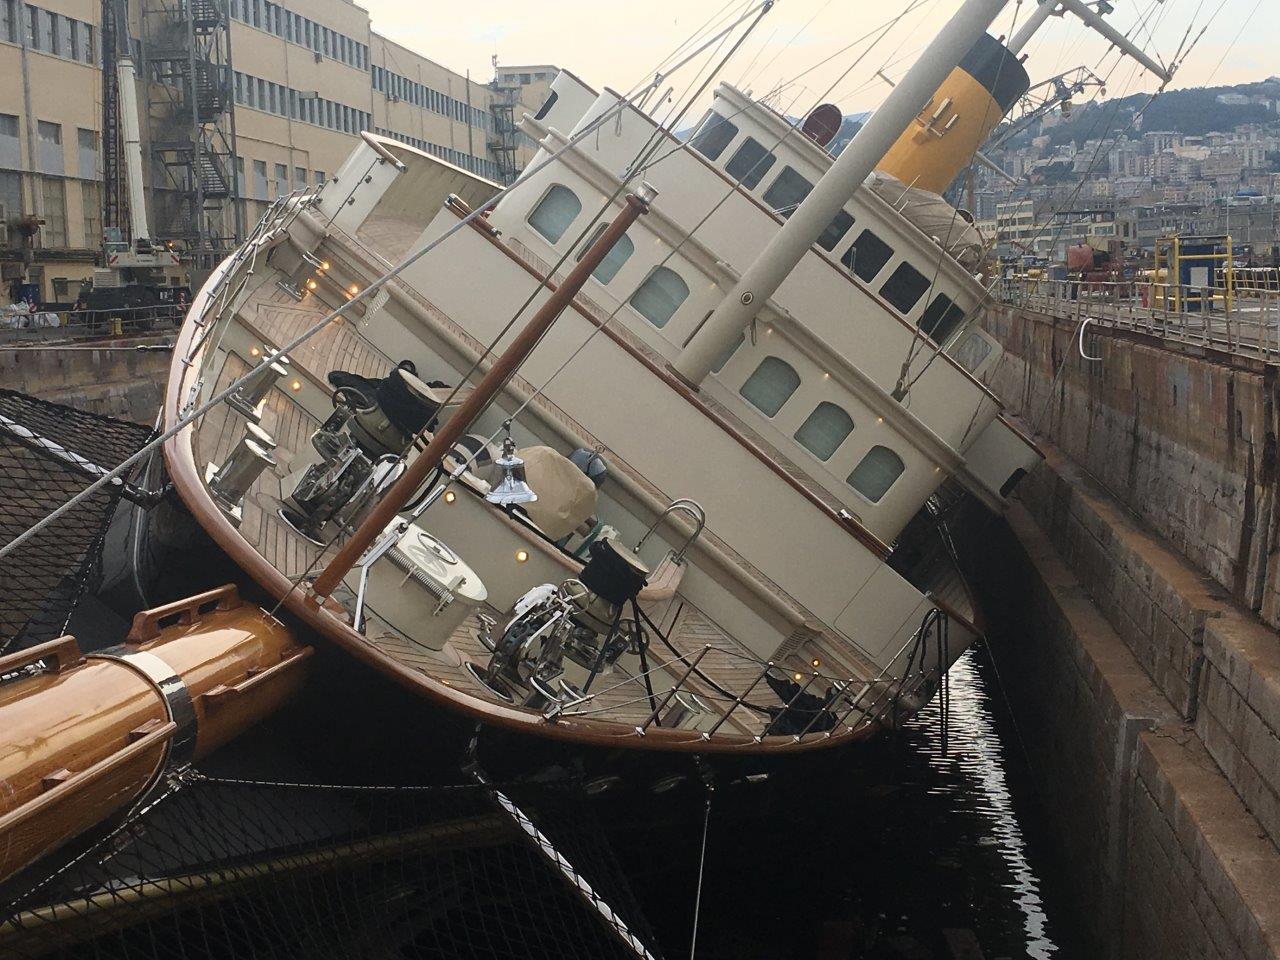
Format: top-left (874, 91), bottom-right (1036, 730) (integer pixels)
top-left (152, 0), bottom-right (1167, 756)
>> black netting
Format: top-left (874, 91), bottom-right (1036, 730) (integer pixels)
top-left (0, 390), bottom-right (153, 653)
top-left (1, 774), bottom-right (663, 960)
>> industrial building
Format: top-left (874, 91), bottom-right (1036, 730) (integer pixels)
top-left (0, 0), bottom-right (550, 303)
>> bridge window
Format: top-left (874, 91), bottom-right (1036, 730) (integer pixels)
top-left (763, 166), bottom-right (812, 218)
top-left (918, 293), bottom-right (967, 343)
top-left (578, 225), bottom-right (634, 284)
top-left (880, 262), bottom-right (930, 314)
top-left (725, 137), bottom-right (776, 189)
top-left (629, 266), bottom-right (689, 329)
top-left (818, 210), bottom-right (855, 252)
top-left (795, 402), bottom-right (854, 461)
top-left (689, 110), bottom-right (738, 161)
top-left (847, 446), bottom-right (904, 503)
top-left (528, 184), bottom-right (581, 244)
top-left (951, 331), bottom-right (993, 373)
top-left (740, 356), bottom-right (800, 418)
top-left (841, 229), bottom-right (893, 282)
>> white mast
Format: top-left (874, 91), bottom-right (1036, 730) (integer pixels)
top-left (673, 0), bottom-right (1011, 387)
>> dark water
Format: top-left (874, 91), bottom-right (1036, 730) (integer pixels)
top-left (606, 643), bottom-right (1079, 960)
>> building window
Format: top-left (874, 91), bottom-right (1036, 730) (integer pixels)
top-left (763, 166), bottom-right (812, 218)
top-left (0, 113), bottom-right (20, 169)
top-left (528, 184), bottom-right (581, 244)
top-left (689, 110), bottom-right (738, 161)
top-left (294, 165), bottom-right (306, 188)
top-left (252, 159), bottom-right (268, 200)
top-left (81, 180), bottom-right (100, 248)
top-left (725, 137), bottom-right (776, 189)
top-left (1, 1), bottom-right (16, 43)
top-left (76, 127), bottom-right (96, 178)
top-left (39, 176), bottom-right (66, 247)
top-left (841, 229), bottom-right (893, 282)
top-left (818, 210), bottom-right (854, 252)
top-left (274, 162), bottom-right (288, 197)
top-left (918, 293), bottom-right (967, 343)
top-left (794, 402), bottom-right (853, 461)
top-left (846, 445), bottom-right (904, 503)
top-left (577, 224), bottom-right (634, 284)
top-left (739, 356), bottom-right (800, 418)
top-left (26, 4), bottom-right (38, 49)
top-left (880, 262), bottom-right (930, 314)
top-left (629, 266), bottom-right (689, 329)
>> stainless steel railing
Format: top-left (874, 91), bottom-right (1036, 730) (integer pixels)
top-left (998, 276), bottom-right (1280, 362)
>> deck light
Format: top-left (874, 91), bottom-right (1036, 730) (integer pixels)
top-left (348, 284), bottom-right (360, 295)
top-left (811, 658), bottom-right (821, 669)
top-left (443, 490), bottom-right (456, 504)
top-left (249, 345), bottom-right (261, 357)
top-left (290, 380), bottom-right (302, 392)
top-left (320, 260), bottom-right (331, 271)
top-left (515, 549), bottom-right (529, 563)
top-left (793, 672), bottom-right (803, 682)
top-left (306, 278), bottom-right (318, 291)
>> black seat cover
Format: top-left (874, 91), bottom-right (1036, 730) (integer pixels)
top-left (579, 539), bottom-right (649, 607)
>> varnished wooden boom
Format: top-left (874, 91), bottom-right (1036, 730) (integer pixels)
top-left (0, 585), bottom-right (311, 884)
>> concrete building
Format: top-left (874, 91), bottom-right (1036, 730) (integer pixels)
top-left (0, 0), bottom-right (550, 303)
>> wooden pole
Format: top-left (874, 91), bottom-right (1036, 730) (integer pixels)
top-left (312, 186), bottom-right (654, 598)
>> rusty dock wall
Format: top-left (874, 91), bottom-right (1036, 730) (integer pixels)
top-left (975, 304), bottom-right (1280, 959)
top-left (0, 337), bottom-right (171, 422)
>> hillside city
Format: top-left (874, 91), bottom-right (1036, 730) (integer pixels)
top-left (961, 76), bottom-right (1280, 265)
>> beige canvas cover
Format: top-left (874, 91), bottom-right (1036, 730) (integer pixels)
top-left (517, 446), bottom-right (597, 540)
top-left (865, 171), bottom-right (985, 271)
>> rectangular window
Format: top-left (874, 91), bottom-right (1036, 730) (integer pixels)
top-left (252, 159), bottom-right (268, 200)
top-left (76, 127), bottom-right (96, 178)
top-left (0, 1), bottom-right (16, 43)
top-left (841, 229), bottom-right (893, 282)
top-left (725, 137), bottom-right (776, 189)
top-left (41, 9), bottom-right (54, 54)
top-left (26, 4), bottom-right (39, 49)
top-left (294, 165), bottom-right (306, 188)
top-left (918, 293), bottom-right (967, 343)
top-left (0, 113), bottom-right (19, 168)
top-left (879, 262), bottom-right (930, 314)
top-left (818, 210), bottom-right (854, 252)
top-left (81, 180), bottom-right (100, 247)
top-left (81, 22), bottom-right (93, 63)
top-left (763, 167), bottom-right (813, 218)
top-left (274, 162), bottom-right (287, 197)
top-left (56, 12), bottom-right (69, 56)
top-left (39, 176), bottom-right (66, 246)
top-left (314, 170), bottom-right (324, 185)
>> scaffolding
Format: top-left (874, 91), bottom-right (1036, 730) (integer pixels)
top-left (138, 0), bottom-right (241, 279)
top-left (488, 63), bottom-right (523, 185)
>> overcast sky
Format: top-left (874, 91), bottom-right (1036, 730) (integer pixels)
top-left (360, 0), bottom-right (1274, 118)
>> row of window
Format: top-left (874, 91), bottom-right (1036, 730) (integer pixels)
top-left (0, 169), bottom-right (99, 251)
top-left (371, 66), bottom-right (492, 133)
top-left (735, 354), bottom-right (903, 502)
top-left (229, 0), bottom-right (368, 70)
top-left (0, 2), bottom-right (96, 65)
top-left (524, 182), bottom-right (908, 505)
top-left (232, 70), bottom-right (373, 136)
top-left (688, 110), bottom-right (970, 346)
top-left (233, 157), bottom-right (325, 201)
top-left (372, 127), bottom-right (499, 181)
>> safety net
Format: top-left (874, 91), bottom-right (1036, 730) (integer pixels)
top-left (0, 772), bottom-right (663, 960)
top-left (0, 390), bottom-right (153, 654)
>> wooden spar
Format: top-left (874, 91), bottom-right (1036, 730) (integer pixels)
top-left (311, 185), bottom-right (655, 598)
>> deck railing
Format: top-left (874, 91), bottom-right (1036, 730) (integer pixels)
top-left (998, 276), bottom-right (1280, 363)
top-left (558, 606), bottom-right (951, 746)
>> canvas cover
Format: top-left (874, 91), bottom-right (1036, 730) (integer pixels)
top-left (865, 171), bottom-right (985, 271)
top-left (517, 445), bottom-right (597, 540)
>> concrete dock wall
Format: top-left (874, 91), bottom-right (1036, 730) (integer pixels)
top-left (985, 305), bottom-right (1280, 628)
top-left (0, 339), bottom-right (170, 422)
top-left (975, 306), bottom-right (1280, 958)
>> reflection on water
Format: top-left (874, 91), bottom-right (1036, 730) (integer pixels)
top-left (902, 650), bottom-right (1058, 959)
top-left (617, 643), bottom-right (1075, 960)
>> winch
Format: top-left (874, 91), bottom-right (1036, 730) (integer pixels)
top-left (470, 537), bottom-right (650, 708)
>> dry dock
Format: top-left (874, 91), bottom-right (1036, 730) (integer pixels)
top-left (976, 298), bottom-right (1280, 959)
